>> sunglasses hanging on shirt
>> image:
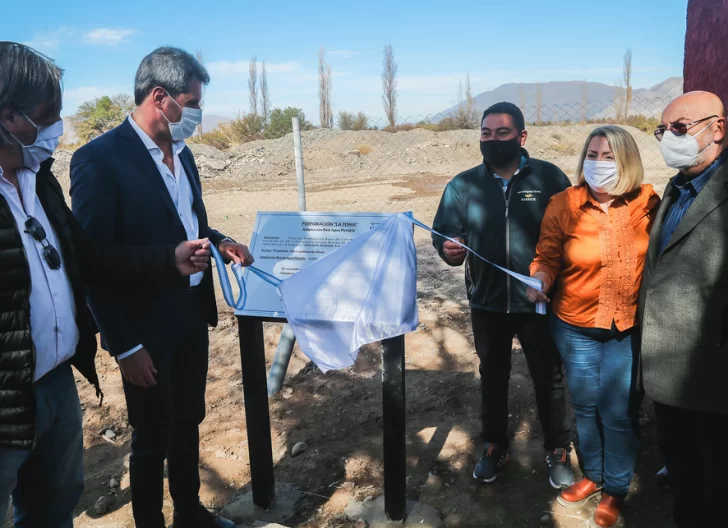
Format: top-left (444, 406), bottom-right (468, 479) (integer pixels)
top-left (24, 216), bottom-right (61, 270)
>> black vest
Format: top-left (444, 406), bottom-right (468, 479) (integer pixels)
top-left (0, 159), bottom-right (99, 450)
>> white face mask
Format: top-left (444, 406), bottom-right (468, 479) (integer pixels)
top-left (659, 120), bottom-right (716, 170)
top-left (583, 160), bottom-right (619, 194)
top-left (160, 94), bottom-right (202, 141)
top-left (8, 113), bottom-right (63, 171)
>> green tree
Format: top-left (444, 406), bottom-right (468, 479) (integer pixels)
top-left (266, 107), bottom-right (312, 138)
top-left (70, 94), bottom-right (134, 143)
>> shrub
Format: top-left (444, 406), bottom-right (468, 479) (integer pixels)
top-left (357, 144), bottom-right (373, 155)
top-left (338, 111), bottom-right (370, 131)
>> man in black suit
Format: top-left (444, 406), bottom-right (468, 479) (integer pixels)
top-left (639, 91), bottom-right (728, 528)
top-left (70, 47), bottom-right (253, 528)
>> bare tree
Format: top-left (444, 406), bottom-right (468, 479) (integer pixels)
top-left (325, 62), bottom-right (333, 128)
top-left (382, 45), bottom-right (398, 129)
top-left (248, 56), bottom-right (258, 117)
top-left (535, 83), bottom-right (543, 125)
top-left (614, 78), bottom-right (626, 121)
top-left (518, 83), bottom-right (526, 115)
top-left (318, 48), bottom-right (333, 128)
top-left (454, 74), bottom-right (477, 128)
top-left (581, 81), bottom-right (589, 123)
top-left (195, 49), bottom-right (205, 135)
top-left (465, 73), bottom-right (476, 126)
top-left (260, 61), bottom-right (270, 124)
top-left (623, 47), bottom-right (633, 116)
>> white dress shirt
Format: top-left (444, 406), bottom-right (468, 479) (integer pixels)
top-left (0, 166), bottom-right (79, 381)
top-left (118, 116), bottom-right (202, 360)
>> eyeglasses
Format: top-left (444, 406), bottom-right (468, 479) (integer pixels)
top-left (24, 216), bottom-right (61, 270)
top-left (654, 115), bottom-right (719, 141)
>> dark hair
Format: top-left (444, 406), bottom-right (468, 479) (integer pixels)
top-left (481, 102), bottom-right (525, 132)
top-left (134, 46), bottom-right (210, 105)
top-left (0, 42), bottom-right (63, 146)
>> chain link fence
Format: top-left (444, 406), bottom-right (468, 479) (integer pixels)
top-left (53, 97), bottom-right (675, 312)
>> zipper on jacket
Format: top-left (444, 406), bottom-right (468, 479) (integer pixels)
top-left (501, 183), bottom-right (512, 313)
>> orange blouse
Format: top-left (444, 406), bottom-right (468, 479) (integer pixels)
top-left (530, 184), bottom-right (660, 331)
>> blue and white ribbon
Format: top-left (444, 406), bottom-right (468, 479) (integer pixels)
top-left (210, 243), bottom-right (282, 311)
top-left (212, 213), bottom-right (546, 315)
top-left (405, 213), bottom-right (547, 314)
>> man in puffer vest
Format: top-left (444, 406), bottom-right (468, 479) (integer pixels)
top-left (0, 42), bottom-right (210, 527)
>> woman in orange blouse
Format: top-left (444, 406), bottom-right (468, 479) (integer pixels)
top-left (527, 125), bottom-right (660, 528)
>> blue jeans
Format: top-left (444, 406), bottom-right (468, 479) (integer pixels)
top-left (550, 316), bottom-right (639, 496)
top-left (0, 363), bottom-right (84, 527)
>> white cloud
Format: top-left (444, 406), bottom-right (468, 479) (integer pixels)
top-left (84, 28), bottom-right (136, 46)
top-left (328, 50), bottom-right (359, 59)
top-left (207, 60), bottom-right (302, 78)
top-left (24, 27), bottom-right (74, 51)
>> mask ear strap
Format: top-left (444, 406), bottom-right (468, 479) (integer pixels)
top-left (5, 110), bottom-right (39, 148)
top-left (692, 119), bottom-right (718, 140)
top-left (18, 110), bottom-right (38, 129)
top-left (165, 91), bottom-right (184, 110)
top-left (157, 91), bottom-right (182, 125)
top-left (688, 120), bottom-right (719, 159)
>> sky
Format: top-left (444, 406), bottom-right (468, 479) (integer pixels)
top-left (4, 0), bottom-right (689, 125)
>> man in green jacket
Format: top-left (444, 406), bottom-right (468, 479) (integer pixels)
top-left (433, 102), bottom-right (573, 488)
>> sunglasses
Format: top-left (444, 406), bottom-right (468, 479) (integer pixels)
top-left (654, 115), bottom-right (719, 141)
top-left (25, 216), bottom-right (61, 270)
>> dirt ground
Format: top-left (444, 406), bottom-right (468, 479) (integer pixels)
top-left (6, 127), bottom-right (677, 527)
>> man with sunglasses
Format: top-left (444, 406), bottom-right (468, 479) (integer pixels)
top-left (639, 90), bottom-right (728, 528)
top-left (0, 42), bottom-right (212, 527)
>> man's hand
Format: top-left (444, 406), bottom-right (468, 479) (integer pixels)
top-left (443, 238), bottom-right (467, 266)
top-left (219, 240), bottom-right (254, 266)
top-left (175, 238), bottom-right (211, 276)
top-left (119, 348), bottom-right (157, 388)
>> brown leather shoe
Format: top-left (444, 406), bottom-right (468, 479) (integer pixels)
top-left (556, 478), bottom-right (602, 508)
top-left (590, 493), bottom-right (624, 527)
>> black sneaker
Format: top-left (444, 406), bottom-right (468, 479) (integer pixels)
top-left (473, 442), bottom-right (509, 483)
top-left (546, 448), bottom-right (575, 490)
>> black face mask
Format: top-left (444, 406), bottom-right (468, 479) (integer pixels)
top-left (480, 138), bottom-right (522, 168)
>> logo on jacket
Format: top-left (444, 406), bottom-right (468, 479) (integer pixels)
top-left (518, 189), bottom-right (541, 202)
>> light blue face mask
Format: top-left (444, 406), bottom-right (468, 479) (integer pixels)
top-left (160, 93), bottom-right (202, 141)
top-left (6, 112), bottom-right (64, 171)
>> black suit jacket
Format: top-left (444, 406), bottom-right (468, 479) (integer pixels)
top-left (638, 155), bottom-right (728, 414)
top-left (70, 119), bottom-right (225, 356)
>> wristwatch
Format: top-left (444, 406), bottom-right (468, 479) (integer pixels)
top-left (219, 236), bottom-right (237, 245)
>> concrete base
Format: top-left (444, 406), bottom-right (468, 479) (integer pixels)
top-left (344, 496), bottom-right (442, 527)
top-left (222, 483), bottom-right (299, 526)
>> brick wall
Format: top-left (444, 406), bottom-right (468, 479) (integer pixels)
top-left (683, 0), bottom-right (728, 105)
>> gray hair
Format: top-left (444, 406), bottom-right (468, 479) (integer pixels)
top-left (0, 42), bottom-right (63, 147)
top-left (134, 47), bottom-right (209, 105)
